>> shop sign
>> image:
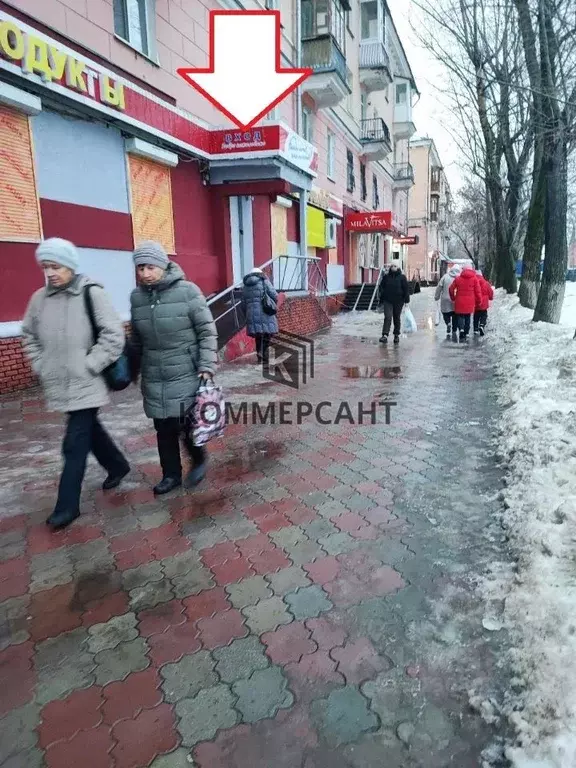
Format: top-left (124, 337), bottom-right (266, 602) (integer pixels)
top-left (345, 211), bottom-right (394, 233)
top-left (394, 235), bottom-right (419, 246)
top-left (216, 128), bottom-right (268, 151)
top-left (0, 15), bottom-right (126, 110)
top-left (293, 186), bottom-right (343, 218)
top-left (280, 127), bottom-right (318, 175)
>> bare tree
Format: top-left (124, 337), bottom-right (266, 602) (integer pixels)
top-left (451, 180), bottom-right (491, 267)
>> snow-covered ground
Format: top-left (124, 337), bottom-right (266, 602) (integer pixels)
top-left (484, 287), bottom-right (576, 767)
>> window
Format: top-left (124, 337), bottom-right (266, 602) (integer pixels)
top-left (430, 194), bottom-right (439, 222)
top-left (302, 0), bottom-right (346, 53)
top-left (302, 107), bottom-right (314, 142)
top-left (327, 130), bottom-right (336, 179)
top-left (360, 162), bottom-right (367, 202)
top-left (114, 0), bottom-right (152, 56)
top-left (372, 174), bottom-right (379, 209)
top-left (396, 83), bottom-right (408, 105)
top-left (346, 149), bottom-right (355, 193)
top-left (128, 155), bottom-right (175, 253)
top-left (360, 93), bottom-right (368, 123)
top-left (360, 0), bottom-right (378, 40)
top-left (265, 105), bottom-right (280, 121)
top-left (265, 0), bottom-right (279, 7)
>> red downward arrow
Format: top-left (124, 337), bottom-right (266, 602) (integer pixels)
top-left (177, 11), bottom-right (312, 131)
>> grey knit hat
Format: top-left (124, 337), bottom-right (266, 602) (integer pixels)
top-left (35, 238), bottom-right (80, 272)
top-left (133, 241), bottom-right (169, 269)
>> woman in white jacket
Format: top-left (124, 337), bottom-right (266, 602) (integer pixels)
top-left (434, 265), bottom-right (462, 337)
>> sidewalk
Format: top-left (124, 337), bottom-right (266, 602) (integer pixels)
top-left (0, 290), bottom-right (509, 768)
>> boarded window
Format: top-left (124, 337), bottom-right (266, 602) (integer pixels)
top-left (128, 155), bottom-right (175, 254)
top-left (0, 105), bottom-right (42, 242)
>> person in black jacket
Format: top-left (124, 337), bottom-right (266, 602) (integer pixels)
top-left (378, 264), bottom-right (410, 344)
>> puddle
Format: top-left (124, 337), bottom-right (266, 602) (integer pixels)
top-left (342, 366), bottom-right (403, 379)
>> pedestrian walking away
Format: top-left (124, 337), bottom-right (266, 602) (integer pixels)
top-left (378, 264), bottom-right (410, 344)
top-left (474, 269), bottom-right (494, 336)
top-left (241, 267), bottom-right (279, 364)
top-left (434, 264), bottom-right (462, 337)
top-left (21, 238), bottom-right (130, 530)
top-left (130, 241), bottom-right (218, 496)
top-left (448, 265), bottom-right (482, 341)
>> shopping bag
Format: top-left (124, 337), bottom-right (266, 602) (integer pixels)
top-left (403, 306), bottom-right (417, 334)
top-left (186, 379), bottom-right (226, 446)
top-left (435, 305), bottom-right (441, 326)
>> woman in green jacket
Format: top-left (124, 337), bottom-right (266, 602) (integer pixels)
top-left (130, 241), bottom-right (218, 495)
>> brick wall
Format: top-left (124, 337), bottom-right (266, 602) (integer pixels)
top-left (326, 294), bottom-right (346, 315)
top-left (0, 296), bottom-right (335, 395)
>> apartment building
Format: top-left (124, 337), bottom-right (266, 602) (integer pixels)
top-left (0, 0), bottom-right (417, 392)
top-left (407, 137), bottom-right (452, 283)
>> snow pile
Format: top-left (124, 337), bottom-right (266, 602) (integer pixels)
top-left (484, 291), bottom-right (576, 767)
top-left (560, 282), bottom-right (576, 327)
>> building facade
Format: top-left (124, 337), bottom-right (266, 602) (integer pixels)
top-left (407, 137), bottom-right (452, 283)
top-left (0, 0), bottom-right (417, 392)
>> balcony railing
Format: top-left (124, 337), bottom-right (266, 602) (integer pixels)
top-left (395, 163), bottom-right (415, 183)
top-left (360, 118), bottom-right (391, 146)
top-left (430, 174), bottom-right (441, 193)
top-left (301, 35), bottom-right (351, 89)
top-left (359, 40), bottom-right (390, 71)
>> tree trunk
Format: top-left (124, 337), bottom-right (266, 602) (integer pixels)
top-left (533, 133), bottom-right (568, 323)
top-left (518, 146), bottom-right (546, 308)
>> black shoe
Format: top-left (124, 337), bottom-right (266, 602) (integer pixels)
top-left (393, 335), bottom-right (400, 344)
top-left (379, 335), bottom-right (388, 344)
top-left (186, 462), bottom-right (207, 488)
top-left (47, 509), bottom-right (80, 530)
top-left (479, 327), bottom-right (485, 336)
top-left (446, 329), bottom-right (451, 336)
top-left (102, 463), bottom-right (130, 491)
top-left (153, 477), bottom-right (182, 495)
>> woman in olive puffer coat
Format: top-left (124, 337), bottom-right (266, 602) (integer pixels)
top-left (130, 241), bottom-right (218, 495)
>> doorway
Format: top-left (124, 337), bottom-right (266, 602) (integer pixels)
top-left (230, 196), bottom-right (254, 284)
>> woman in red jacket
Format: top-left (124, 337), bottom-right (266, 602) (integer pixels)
top-left (448, 267), bottom-right (482, 340)
top-left (474, 269), bottom-right (494, 336)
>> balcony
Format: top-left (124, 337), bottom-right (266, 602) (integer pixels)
top-left (359, 40), bottom-right (392, 92)
top-left (430, 177), bottom-right (441, 193)
top-left (393, 99), bottom-right (417, 139)
top-left (394, 162), bottom-right (415, 190)
top-left (301, 35), bottom-right (352, 108)
top-left (359, 118), bottom-right (392, 161)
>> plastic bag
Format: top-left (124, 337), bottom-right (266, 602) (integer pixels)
top-left (186, 379), bottom-right (226, 446)
top-left (403, 306), bottom-right (417, 334)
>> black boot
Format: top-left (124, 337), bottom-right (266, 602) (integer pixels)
top-left (47, 509), bottom-right (80, 530)
top-left (379, 335), bottom-right (388, 344)
top-left (153, 477), bottom-right (182, 495)
top-left (102, 463), bottom-right (130, 490)
top-left (393, 335), bottom-right (400, 344)
top-left (186, 462), bottom-right (207, 488)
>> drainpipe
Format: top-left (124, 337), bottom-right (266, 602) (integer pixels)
top-left (296, 0), bottom-right (302, 135)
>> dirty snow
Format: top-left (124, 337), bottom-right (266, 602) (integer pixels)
top-left (482, 289), bottom-right (576, 767)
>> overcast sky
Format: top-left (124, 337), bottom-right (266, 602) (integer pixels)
top-left (388, 0), bottom-right (465, 195)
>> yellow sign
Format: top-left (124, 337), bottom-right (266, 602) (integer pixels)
top-left (307, 205), bottom-right (326, 248)
top-left (0, 18), bottom-right (125, 111)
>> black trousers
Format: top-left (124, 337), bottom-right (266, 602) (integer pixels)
top-left (457, 314), bottom-right (471, 335)
top-left (442, 311), bottom-right (455, 331)
top-left (382, 301), bottom-right (403, 337)
top-left (154, 417), bottom-right (207, 480)
top-left (254, 333), bottom-right (270, 363)
top-left (55, 408), bottom-right (127, 514)
top-left (474, 309), bottom-right (488, 331)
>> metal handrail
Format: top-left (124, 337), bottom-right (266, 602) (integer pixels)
top-left (368, 267), bottom-right (385, 311)
top-left (352, 283), bottom-right (366, 312)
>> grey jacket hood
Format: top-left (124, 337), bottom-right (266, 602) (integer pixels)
top-left (243, 272), bottom-right (266, 287)
top-left (448, 266), bottom-right (462, 278)
top-left (45, 273), bottom-right (100, 297)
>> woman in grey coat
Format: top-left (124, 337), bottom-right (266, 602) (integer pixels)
top-left (130, 242), bottom-right (218, 495)
top-left (21, 238), bottom-right (130, 529)
top-left (434, 265), bottom-right (462, 337)
top-left (241, 267), bottom-right (279, 363)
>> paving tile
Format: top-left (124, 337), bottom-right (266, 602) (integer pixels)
top-left (210, 556), bottom-right (255, 586)
top-left (149, 748), bottom-right (193, 768)
top-left (0, 595), bottom-right (31, 650)
top-left (265, 565), bottom-right (312, 595)
top-left (284, 540), bottom-right (323, 566)
top-left (183, 586), bottom-right (230, 622)
top-left (138, 599), bottom-right (186, 638)
top-left (121, 561), bottom-right (164, 591)
top-left (261, 621), bottom-right (316, 665)
top-left (269, 526), bottom-right (308, 551)
top-left (330, 638), bottom-right (390, 685)
top-left (87, 612), bottom-right (138, 654)
top-left (233, 666), bottom-right (293, 723)
top-left (176, 684), bottom-right (239, 746)
top-left (284, 651), bottom-right (345, 703)
top-left (93, 636), bottom-right (150, 686)
top-left (304, 556), bottom-right (341, 585)
top-left (306, 615), bottom-right (348, 651)
top-left (0, 703), bottom-right (40, 763)
top-left (285, 586), bottom-right (333, 621)
top-left (102, 668), bottom-right (163, 724)
top-left (147, 622), bottom-right (202, 666)
top-left (2, 747), bottom-right (44, 768)
top-left (161, 650), bottom-right (218, 703)
top-left (242, 596), bottom-right (293, 634)
top-left (44, 725), bottom-right (115, 768)
top-left (249, 547), bottom-right (291, 575)
top-left (129, 577), bottom-right (175, 613)
top-left (82, 591), bottom-right (130, 628)
top-left (38, 686), bottom-right (104, 748)
top-left (310, 686), bottom-right (379, 747)
top-left (197, 608), bottom-right (248, 650)
top-left (111, 702), bottom-right (180, 767)
top-left (0, 641), bottom-right (35, 716)
top-left (225, 575), bottom-right (272, 608)
top-left (318, 532), bottom-right (358, 557)
top-left (213, 635), bottom-right (269, 683)
top-left (170, 564), bottom-right (215, 599)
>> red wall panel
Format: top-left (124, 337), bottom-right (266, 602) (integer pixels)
top-left (0, 243), bottom-right (44, 321)
top-left (252, 197), bottom-right (272, 267)
top-left (287, 203), bottom-right (299, 243)
top-left (40, 199), bottom-right (133, 251)
top-left (171, 161), bottom-right (226, 296)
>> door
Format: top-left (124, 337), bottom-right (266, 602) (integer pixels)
top-left (230, 196), bottom-right (254, 284)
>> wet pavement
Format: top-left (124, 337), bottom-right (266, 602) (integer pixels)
top-left (0, 290), bottom-right (509, 767)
